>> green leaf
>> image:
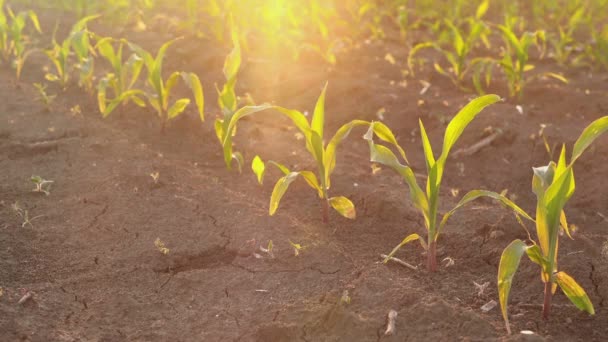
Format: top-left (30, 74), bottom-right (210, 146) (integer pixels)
top-left (324, 119), bottom-right (369, 186)
top-left (383, 233), bottom-right (425, 263)
top-left (311, 82), bottom-right (328, 139)
top-left (223, 28), bottom-right (241, 81)
top-left (475, 0), bottom-right (489, 19)
top-left (419, 119), bottom-right (436, 173)
top-left (364, 134), bottom-right (429, 222)
top-left (329, 196), bottom-right (356, 219)
top-left (571, 116), bottom-right (608, 164)
top-left (498, 239), bottom-right (529, 335)
top-left (222, 104), bottom-right (273, 169)
top-left (269, 172), bottom-right (299, 216)
top-left (164, 71), bottom-right (182, 109)
top-left (181, 72), bottom-right (204, 121)
top-left (440, 94), bottom-right (501, 160)
top-left (371, 121), bottom-right (408, 163)
top-left (407, 42), bottom-right (436, 76)
top-left (440, 190), bottom-right (534, 232)
top-left (252, 155), bottom-right (265, 184)
top-left (555, 271), bottom-right (595, 315)
top-left (27, 10), bottom-right (41, 33)
top-left (299, 171), bottom-right (323, 198)
top-left (309, 130), bottom-right (325, 170)
top-left (543, 72), bottom-right (568, 84)
top-left (167, 98), bottom-right (190, 119)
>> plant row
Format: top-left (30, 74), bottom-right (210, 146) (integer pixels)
top-left (10, 0), bottom-right (608, 100)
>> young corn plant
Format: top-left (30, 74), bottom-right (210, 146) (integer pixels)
top-left (548, 6), bottom-right (585, 66)
top-left (44, 16), bottom-right (98, 89)
top-left (70, 15), bottom-right (100, 94)
top-left (247, 85), bottom-right (371, 223)
top-left (444, 116), bottom-right (608, 334)
top-left (33, 83), bottom-right (56, 111)
top-left (214, 29), bottom-right (273, 171)
top-left (365, 94), bottom-right (501, 271)
top-left (0, 2), bottom-right (41, 82)
top-left (95, 38), bottom-right (146, 117)
top-left (408, 0), bottom-right (491, 90)
top-left (496, 24), bottom-right (567, 99)
top-left (129, 39), bottom-right (204, 132)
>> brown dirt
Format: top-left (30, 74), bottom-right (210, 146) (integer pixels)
top-left (1, 8), bottom-right (608, 342)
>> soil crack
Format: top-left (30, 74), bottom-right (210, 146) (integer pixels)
top-left (589, 261), bottom-right (605, 307)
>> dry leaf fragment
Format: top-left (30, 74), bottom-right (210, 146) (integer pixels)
top-left (154, 238), bottom-right (170, 255)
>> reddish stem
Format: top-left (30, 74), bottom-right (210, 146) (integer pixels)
top-left (321, 198), bottom-right (329, 224)
top-left (543, 281), bottom-right (553, 319)
top-left (427, 240), bottom-right (438, 272)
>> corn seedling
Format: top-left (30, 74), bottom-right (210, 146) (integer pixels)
top-left (214, 29), bottom-right (273, 171)
top-left (44, 16), bottom-right (98, 89)
top-left (408, 1), bottom-right (490, 90)
top-left (496, 24), bottom-right (567, 99)
top-left (289, 240), bottom-right (304, 256)
top-left (129, 39), bottom-right (204, 132)
top-left (498, 117), bottom-right (607, 332)
top-left (365, 95), bottom-right (501, 271)
top-left (444, 116), bottom-right (608, 334)
top-left (246, 85), bottom-right (371, 223)
top-left (70, 15), bottom-right (100, 93)
top-left (33, 83), bottom-right (56, 111)
top-left (548, 6), bottom-right (586, 65)
top-left (0, 2), bottom-right (41, 82)
top-left (96, 38), bottom-right (146, 117)
top-left (31, 175), bottom-right (53, 195)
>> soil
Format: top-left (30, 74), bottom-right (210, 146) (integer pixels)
top-left (1, 7), bottom-right (608, 342)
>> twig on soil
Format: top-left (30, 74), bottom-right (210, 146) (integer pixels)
top-left (380, 254), bottom-right (418, 270)
top-left (384, 310), bottom-right (398, 335)
top-left (453, 130), bottom-right (502, 157)
top-left (473, 281), bottom-right (490, 297)
top-left (18, 291), bottom-right (33, 305)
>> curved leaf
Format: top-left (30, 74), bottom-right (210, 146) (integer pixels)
top-left (555, 271), bottom-right (595, 315)
top-left (311, 82), bottom-right (328, 139)
top-left (181, 72), bottom-right (204, 121)
top-left (329, 196), bottom-right (356, 219)
top-left (269, 172), bottom-right (299, 216)
top-left (324, 119), bottom-right (369, 186)
top-left (167, 98), bottom-right (190, 119)
top-left (300, 171), bottom-right (323, 198)
top-left (498, 239), bottom-right (529, 335)
top-left (440, 190), bottom-right (534, 232)
top-left (252, 155), bottom-right (265, 184)
top-left (571, 116), bottom-right (608, 165)
top-left (440, 94), bottom-right (501, 160)
top-left (383, 233), bottom-right (425, 263)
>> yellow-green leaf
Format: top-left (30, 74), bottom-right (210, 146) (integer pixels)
top-left (441, 94), bottom-right (501, 159)
top-left (181, 72), bottom-right (204, 121)
top-left (269, 172), bottom-right (299, 215)
top-left (383, 233), bottom-right (425, 263)
top-left (167, 98), bottom-right (190, 119)
top-left (329, 196), bottom-right (356, 219)
top-left (555, 271), bottom-right (595, 315)
top-left (498, 239), bottom-right (529, 335)
top-left (311, 83), bottom-right (328, 139)
top-left (571, 116), bottom-right (608, 164)
top-left (252, 155), bottom-right (265, 184)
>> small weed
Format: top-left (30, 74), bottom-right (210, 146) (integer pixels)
top-left (31, 175), bottom-right (53, 195)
